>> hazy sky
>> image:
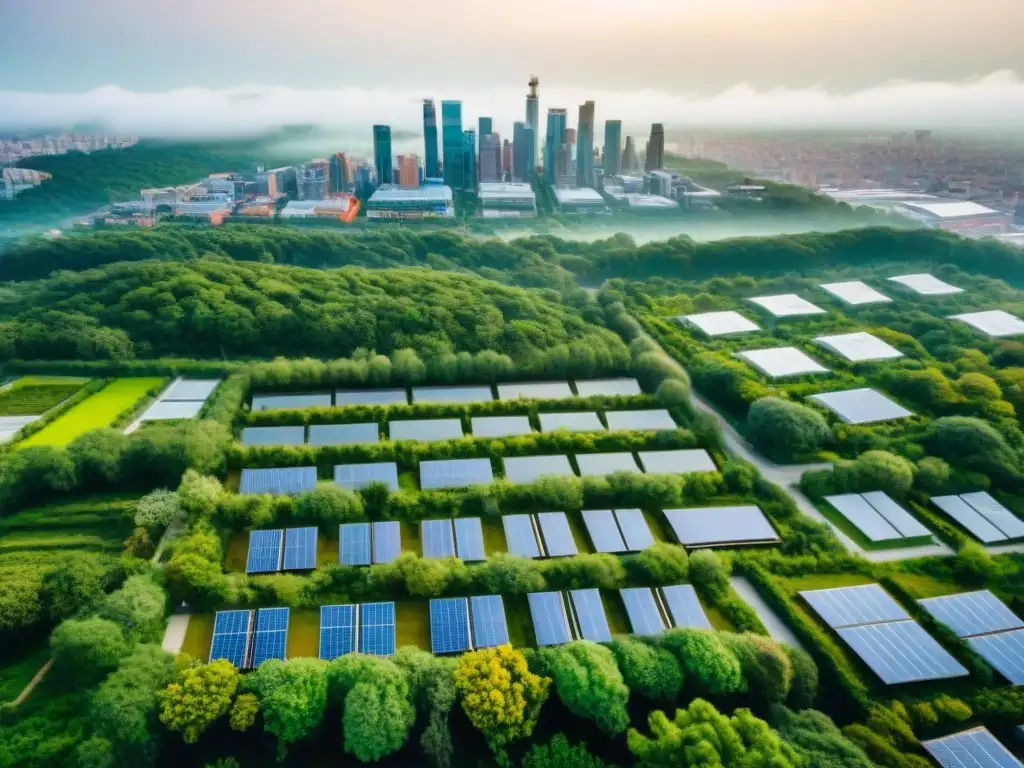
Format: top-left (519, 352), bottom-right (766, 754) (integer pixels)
top-left (3, 0), bottom-right (1024, 135)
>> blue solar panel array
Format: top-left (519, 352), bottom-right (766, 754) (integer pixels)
top-left (454, 517), bottom-right (486, 561)
top-left (240, 466), bottom-right (318, 495)
top-left (570, 589), bottom-right (612, 642)
top-left (246, 529), bottom-right (283, 574)
top-left (919, 590), bottom-right (1024, 638)
top-left (422, 520), bottom-right (456, 559)
top-left (339, 523), bottom-right (372, 566)
top-left (372, 521), bottom-right (402, 564)
top-left (251, 607), bottom-right (289, 667)
top-left (582, 510), bottom-right (627, 553)
top-left (800, 584), bottom-right (909, 628)
top-left (319, 604), bottom-right (357, 661)
top-left (209, 610), bottom-right (253, 669)
top-left (536, 512), bottom-right (578, 557)
top-left (922, 728), bottom-right (1024, 768)
top-left (470, 595), bottom-right (509, 648)
top-left (528, 592), bottom-right (572, 646)
top-left (967, 630), bottom-right (1024, 685)
top-left (503, 514), bottom-right (542, 558)
top-left (241, 426), bottom-right (305, 447)
top-left (334, 462), bottom-right (400, 492)
top-left (614, 509), bottom-right (655, 551)
top-left (283, 527), bottom-right (318, 570)
top-left (430, 598), bottom-right (472, 654)
top-left (837, 621), bottom-right (969, 684)
top-left (661, 585), bottom-right (712, 630)
top-left (359, 602), bottom-right (396, 656)
top-left (620, 588), bottom-right (667, 635)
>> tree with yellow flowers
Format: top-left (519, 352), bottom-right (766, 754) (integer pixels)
top-left (453, 645), bottom-right (550, 749)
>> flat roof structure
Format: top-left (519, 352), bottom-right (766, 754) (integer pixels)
top-left (814, 332), bottom-right (904, 363)
top-left (808, 388), bottom-right (913, 424)
top-left (163, 379), bottom-right (221, 401)
top-left (478, 182), bottom-right (537, 215)
top-left (470, 415), bottom-right (534, 438)
top-left (496, 381), bottom-right (573, 400)
top-left (664, 505), bottom-right (779, 548)
top-left (575, 452), bottom-right (641, 476)
top-left (637, 449), bottom-right (717, 474)
top-left (389, 418), bottom-right (464, 442)
top-left (334, 388), bottom-right (408, 406)
top-left (251, 393), bottom-right (332, 412)
top-left (411, 385), bottom-right (493, 404)
top-left (139, 400), bottom-right (204, 421)
top-left (748, 294), bottom-right (827, 318)
top-left (333, 462), bottom-right (400, 492)
top-left (680, 311), bottom-right (761, 337)
top-left (308, 423), bottom-right (379, 446)
top-left (887, 274), bottom-right (963, 296)
top-left (538, 411), bottom-right (605, 433)
top-left (502, 455), bottom-right (575, 484)
top-left (901, 200), bottom-right (1001, 218)
top-left (552, 186), bottom-right (609, 213)
top-left (574, 378), bottom-right (642, 397)
top-left (736, 347), bottom-right (830, 378)
top-left (241, 426), bottom-right (306, 447)
top-left (420, 458), bottom-right (494, 490)
top-left (818, 281), bottom-right (892, 306)
top-left (604, 409), bottom-right (677, 431)
top-left (951, 310), bottom-right (1024, 338)
top-left (366, 185), bottom-right (455, 219)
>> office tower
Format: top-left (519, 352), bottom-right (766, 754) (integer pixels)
top-left (513, 121), bottom-right (533, 182)
top-left (526, 75), bottom-right (540, 171)
top-left (373, 125), bottom-right (393, 186)
top-left (502, 139), bottom-right (512, 179)
top-left (622, 136), bottom-right (637, 172)
top-left (297, 160), bottom-right (330, 199)
top-left (462, 130), bottom-right (477, 191)
top-left (576, 101), bottom-right (595, 188)
top-left (441, 101), bottom-right (464, 189)
top-left (329, 152), bottom-right (351, 194)
top-left (423, 99), bottom-right (439, 179)
top-left (397, 154), bottom-right (419, 187)
top-left (544, 108), bottom-right (567, 186)
top-left (478, 118), bottom-right (493, 143)
top-left (645, 123), bottom-right (665, 171)
top-left (479, 134), bottom-right (501, 182)
top-left (603, 120), bottom-right (622, 176)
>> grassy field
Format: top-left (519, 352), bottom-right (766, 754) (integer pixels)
top-left (181, 613), bottom-right (215, 660)
top-left (19, 377), bottom-right (164, 448)
top-left (0, 376), bottom-right (89, 416)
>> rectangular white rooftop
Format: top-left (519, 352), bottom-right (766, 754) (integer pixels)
top-left (575, 452), bottom-right (641, 476)
top-left (604, 409), bottom-right (677, 431)
top-left (808, 388), bottom-right (913, 424)
top-left (664, 505), bottom-right (779, 548)
top-left (679, 311), bottom-right (761, 337)
top-left (637, 449), bottom-right (717, 474)
top-left (411, 385), bottom-right (493, 404)
top-left (951, 310), bottom-right (1024, 338)
top-left (901, 200), bottom-right (1000, 218)
top-left (818, 281), bottom-right (892, 306)
top-left (814, 332), bottom-right (904, 363)
top-left (748, 294), bottom-right (827, 318)
top-left (502, 455), bottom-right (576, 484)
top-left (538, 411), bottom-right (605, 433)
top-left (574, 378), bottom-right (642, 397)
top-left (887, 274), bottom-right (963, 296)
top-left (736, 347), bottom-right (830, 378)
top-left (497, 381), bottom-right (573, 400)
top-left (553, 187), bottom-right (605, 203)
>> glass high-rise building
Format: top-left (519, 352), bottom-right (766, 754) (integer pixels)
top-left (423, 100), bottom-right (439, 179)
top-left (478, 117), bottom-right (492, 140)
top-left (462, 130), bottom-right (477, 192)
top-left (526, 75), bottom-right (540, 172)
top-left (603, 120), bottom-right (622, 176)
top-left (645, 123), bottom-right (665, 171)
top-left (373, 125), bottom-right (393, 186)
top-left (513, 121), bottom-right (534, 182)
top-left (544, 108), bottom-right (567, 186)
top-left (576, 101), bottom-right (595, 188)
top-left (622, 136), bottom-right (638, 172)
top-left (441, 101), bottom-right (464, 190)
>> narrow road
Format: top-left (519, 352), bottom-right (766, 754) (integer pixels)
top-left (730, 576), bottom-right (804, 649)
top-left (162, 614), bottom-right (190, 654)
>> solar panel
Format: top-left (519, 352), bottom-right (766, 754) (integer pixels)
top-left (569, 589), bottom-right (612, 642)
top-left (887, 273), bottom-right (963, 296)
top-left (453, 517), bottom-right (486, 561)
top-left (860, 492), bottom-right (931, 538)
top-left (412, 385), bottom-right (493, 404)
top-left (967, 630), bottom-right (1024, 684)
top-left (808, 388), bottom-right (913, 425)
top-left (960, 492), bottom-right (1024, 539)
top-left (420, 459), bottom-right (494, 490)
top-left (430, 598), bottom-right (473, 654)
top-left (736, 347), bottom-right (830, 378)
top-left (246, 529), bottom-right (284, 574)
top-left (283, 527), bottom-right (318, 570)
top-left (837, 620), bottom-right (969, 684)
top-left (339, 523), bottom-right (372, 566)
top-left (422, 519), bottom-right (456, 559)
top-left (575, 452), bottom-right (641, 477)
top-left (661, 585), bottom-right (712, 630)
top-left (138, 399), bottom-right (205, 422)
top-left (251, 393), bottom-right (331, 411)
top-left (528, 591), bottom-right (572, 646)
top-left (335, 388), bottom-right (407, 406)
top-left (614, 509), bottom-right (655, 551)
top-left (319, 604), bottom-right (357, 660)
top-left (209, 610), bottom-right (254, 669)
top-left (389, 418), bottom-right (464, 442)
top-left (240, 467), bottom-right (318, 495)
top-left (814, 332), bottom-right (904, 363)
top-left (470, 595), bottom-right (509, 648)
top-left (620, 587), bottom-right (667, 635)
top-left (308, 423), bottom-right (380, 445)
top-left (605, 409), bottom-right (677, 431)
top-left (502, 514), bottom-right (541, 558)
top-left (800, 584), bottom-right (910, 629)
top-left (497, 381), bottom-right (573, 400)
top-left (931, 495), bottom-right (1009, 544)
top-left (922, 727), bottom-right (1024, 768)
top-left (163, 379), bottom-right (220, 401)
top-left (538, 411), bottom-right (605, 433)
top-left (637, 449), bottom-right (717, 474)
top-left (470, 415), bottom-right (534, 438)
top-left (359, 602), bottom-right (396, 656)
top-left (826, 493), bottom-right (903, 542)
top-left (574, 378), bottom-right (642, 397)
top-left (582, 510), bottom-right (627, 553)
top-left (818, 281), bottom-right (892, 306)
top-left (951, 310), bottom-right (1024, 339)
top-left (251, 607), bottom-right (289, 667)
top-left (664, 506), bottom-right (778, 548)
top-left (748, 293), bottom-right (826, 318)
top-left (536, 512), bottom-right (578, 557)
top-left (680, 311), bottom-right (761, 336)
top-left (241, 426), bottom-right (306, 446)
top-left (502, 455), bottom-right (575, 484)
top-left (334, 462), bottom-right (400, 492)
top-left (919, 590), bottom-right (1024, 638)
top-left (372, 521), bottom-right (401, 564)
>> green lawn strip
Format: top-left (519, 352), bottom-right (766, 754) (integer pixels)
top-left (286, 609), bottom-right (321, 658)
top-left (481, 517), bottom-right (506, 555)
top-left (180, 613), bottom-right (215, 661)
top-left (395, 600), bottom-right (431, 651)
top-left (882, 569), bottom-right (975, 600)
top-left (19, 377), bottom-right (165, 448)
top-left (703, 600), bottom-right (736, 632)
top-left (503, 594), bottom-right (534, 648)
top-left (603, 589), bottom-right (632, 637)
top-left (0, 378), bottom-right (89, 416)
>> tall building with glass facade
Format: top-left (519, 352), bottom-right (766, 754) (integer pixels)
top-left (645, 123), bottom-right (665, 171)
top-left (441, 101), bottom-right (464, 190)
top-left (622, 136), bottom-right (638, 172)
top-left (603, 120), bottom-right (622, 176)
top-left (462, 130), bottom-right (477, 192)
top-left (423, 100), bottom-right (439, 179)
top-left (513, 121), bottom-right (534, 182)
top-left (544, 108), bottom-right (567, 186)
top-left (526, 76), bottom-right (540, 172)
top-left (478, 117), bottom-right (492, 142)
top-left (479, 133), bottom-right (501, 182)
top-left (373, 125), bottom-right (393, 186)
top-left (576, 101), bottom-right (595, 188)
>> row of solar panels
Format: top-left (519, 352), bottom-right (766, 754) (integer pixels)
top-left (251, 378), bottom-right (643, 412)
top-left (209, 607), bottom-right (289, 669)
top-left (245, 527), bottom-right (318, 574)
top-left (931, 492), bottom-right (1024, 544)
top-left (922, 727), bottom-right (1023, 768)
top-left (429, 596), bottom-right (510, 654)
top-left (339, 521), bottom-right (401, 565)
top-left (139, 378), bottom-right (222, 423)
top-left (238, 448), bottom-right (719, 496)
top-left (240, 408), bottom-right (679, 446)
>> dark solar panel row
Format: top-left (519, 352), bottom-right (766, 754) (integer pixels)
top-left (340, 522), bottom-right (402, 566)
top-left (246, 527), bottom-right (317, 573)
top-left (210, 608), bottom-right (288, 669)
top-left (504, 513), bottom-right (579, 558)
top-left (240, 467), bottom-right (318, 495)
top-left (318, 602), bottom-right (397, 660)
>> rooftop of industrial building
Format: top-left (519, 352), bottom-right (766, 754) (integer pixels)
top-left (478, 182), bottom-right (536, 200)
top-left (617, 193), bottom-right (677, 208)
top-left (552, 186), bottom-right (606, 203)
top-left (822, 188), bottom-right (940, 203)
top-left (899, 200), bottom-right (1002, 218)
top-left (368, 185), bottom-right (453, 202)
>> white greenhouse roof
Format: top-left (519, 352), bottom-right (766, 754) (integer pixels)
top-left (818, 281), bottom-right (892, 306)
top-left (748, 294), bottom-right (827, 318)
top-left (887, 274), bottom-right (963, 296)
top-left (680, 311), bottom-right (761, 336)
top-left (809, 388), bottom-right (913, 425)
top-left (735, 347), bottom-right (830, 378)
top-left (950, 310), bottom-right (1024, 338)
top-left (901, 200), bottom-right (1001, 218)
top-left (814, 332), bottom-right (904, 363)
